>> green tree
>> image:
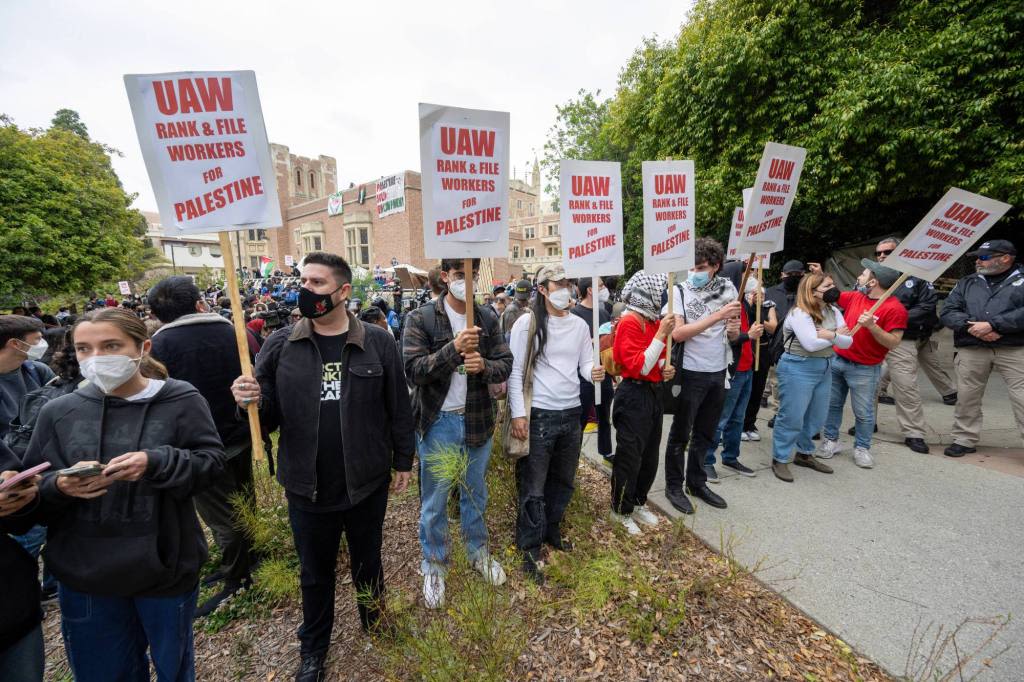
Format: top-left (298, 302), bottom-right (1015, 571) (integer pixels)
top-left (50, 108), bottom-right (90, 139)
top-left (0, 113), bottom-right (150, 305)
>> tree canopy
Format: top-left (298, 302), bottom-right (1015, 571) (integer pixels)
top-left (544, 0), bottom-right (1023, 273)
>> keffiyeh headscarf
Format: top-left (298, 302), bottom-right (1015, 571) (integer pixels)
top-left (621, 270), bottom-right (668, 321)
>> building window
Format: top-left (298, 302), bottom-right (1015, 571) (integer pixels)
top-left (345, 226), bottom-right (370, 267)
top-left (294, 228), bottom-right (301, 244)
top-left (303, 235), bottom-right (323, 252)
top-left (517, 199), bottom-right (523, 211)
top-left (248, 229), bottom-right (257, 241)
top-left (546, 246), bottom-right (560, 256)
top-left (296, 169), bottom-right (302, 187)
top-left (529, 203), bottom-right (535, 216)
top-left (525, 226), bottom-right (535, 239)
top-left (250, 256), bottom-right (260, 270)
top-left (309, 172), bottom-right (316, 192)
top-left (524, 248), bottom-right (535, 258)
top-left (512, 245), bottom-right (520, 259)
top-left (188, 245), bottom-right (202, 257)
top-left (210, 245), bottom-right (221, 257)
top-left (546, 224), bottom-right (557, 236)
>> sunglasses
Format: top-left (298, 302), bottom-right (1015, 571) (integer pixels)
top-left (875, 248), bottom-right (894, 257)
top-left (976, 253), bottom-right (1005, 261)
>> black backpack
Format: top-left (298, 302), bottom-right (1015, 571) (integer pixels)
top-left (4, 376), bottom-right (76, 458)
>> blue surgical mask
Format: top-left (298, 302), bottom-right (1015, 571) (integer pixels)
top-left (688, 270), bottom-right (710, 288)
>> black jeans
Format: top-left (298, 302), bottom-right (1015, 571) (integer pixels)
top-left (515, 407), bottom-right (583, 555)
top-left (743, 353), bottom-right (771, 432)
top-left (665, 369), bottom-right (726, 491)
top-left (611, 380), bottom-right (663, 515)
top-left (194, 444), bottom-right (255, 584)
top-left (579, 376), bottom-right (614, 456)
top-left (288, 481), bottom-right (389, 656)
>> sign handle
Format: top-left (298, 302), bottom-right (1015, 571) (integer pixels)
top-left (592, 268), bottom-right (602, 406)
top-left (219, 232), bottom-right (265, 462)
top-left (463, 258), bottom-right (475, 329)
top-left (847, 272), bottom-right (910, 336)
top-left (737, 253), bottom-right (757, 302)
top-left (665, 271), bottom-right (675, 370)
top-left (754, 259), bottom-right (763, 372)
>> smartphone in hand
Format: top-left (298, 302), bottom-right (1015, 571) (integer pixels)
top-left (55, 463), bottom-right (106, 478)
top-left (0, 462), bottom-right (51, 492)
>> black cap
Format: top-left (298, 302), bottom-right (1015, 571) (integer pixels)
top-left (782, 260), bottom-right (805, 274)
top-left (514, 279), bottom-right (531, 300)
top-left (492, 285), bottom-right (505, 296)
top-left (860, 258), bottom-right (902, 288)
top-left (967, 239), bottom-right (1016, 258)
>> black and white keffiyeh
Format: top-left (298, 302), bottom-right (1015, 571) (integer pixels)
top-left (621, 270), bottom-right (668, 321)
top-left (682, 275), bottom-right (737, 322)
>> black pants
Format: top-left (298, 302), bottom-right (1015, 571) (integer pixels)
top-left (665, 369), bottom-right (726, 491)
top-left (194, 444), bottom-right (255, 584)
top-left (287, 481), bottom-right (389, 656)
top-left (579, 376), bottom-right (614, 456)
top-left (611, 380), bottom-right (662, 515)
top-left (743, 354), bottom-right (771, 432)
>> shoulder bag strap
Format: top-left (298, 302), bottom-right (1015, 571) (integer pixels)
top-left (522, 312), bottom-right (539, 414)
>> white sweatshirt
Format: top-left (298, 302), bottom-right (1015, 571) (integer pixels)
top-left (784, 306), bottom-right (854, 352)
top-left (508, 311), bottom-right (594, 419)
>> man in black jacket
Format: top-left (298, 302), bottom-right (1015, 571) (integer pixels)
top-left (939, 240), bottom-right (1024, 457)
top-left (149, 276), bottom-right (256, 618)
top-left (871, 237), bottom-right (958, 454)
top-left (231, 252), bottom-right (414, 682)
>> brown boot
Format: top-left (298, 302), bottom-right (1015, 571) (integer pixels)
top-left (795, 453), bottom-right (833, 474)
top-left (772, 460), bottom-right (794, 482)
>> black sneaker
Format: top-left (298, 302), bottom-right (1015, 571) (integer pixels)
top-left (944, 443), bottom-right (976, 458)
top-left (665, 488), bottom-right (693, 515)
top-left (685, 484), bottom-right (727, 509)
top-left (704, 464), bottom-right (720, 484)
top-left (295, 654), bottom-right (326, 682)
top-left (195, 578), bottom-right (249, 619)
top-left (904, 437), bottom-right (930, 454)
top-left (942, 393), bottom-right (958, 406)
top-left (522, 552), bottom-right (545, 585)
top-left (767, 416), bottom-right (776, 429)
top-left (722, 460), bottom-right (756, 477)
top-left (878, 395), bottom-right (895, 405)
top-left (545, 535), bottom-right (573, 553)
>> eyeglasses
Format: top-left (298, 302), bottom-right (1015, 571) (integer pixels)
top-left (875, 248), bottom-right (894, 257)
top-left (976, 253), bottom-right (1004, 261)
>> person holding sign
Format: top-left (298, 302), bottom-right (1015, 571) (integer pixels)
top-left (403, 258), bottom-right (513, 609)
top-left (508, 264), bottom-right (604, 582)
top-left (819, 260), bottom-right (908, 469)
top-left (571, 277), bottom-right (614, 459)
top-left (939, 240), bottom-right (1024, 457)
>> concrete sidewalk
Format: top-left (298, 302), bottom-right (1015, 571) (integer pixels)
top-left (582, 362), bottom-right (1023, 680)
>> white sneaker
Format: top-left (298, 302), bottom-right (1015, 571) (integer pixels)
top-left (632, 504), bottom-right (659, 528)
top-left (747, 430), bottom-right (761, 442)
top-left (740, 431), bottom-right (750, 442)
top-left (423, 573), bottom-right (445, 609)
top-left (471, 554), bottom-right (507, 586)
top-left (853, 447), bottom-right (874, 469)
top-left (819, 439), bottom-right (842, 459)
top-left (610, 511), bottom-right (642, 536)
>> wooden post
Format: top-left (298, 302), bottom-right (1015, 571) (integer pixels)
top-left (665, 271), bottom-right (675, 369)
top-left (219, 232), bottom-right (265, 461)
top-left (592, 268), bottom-right (602, 405)
top-left (847, 272), bottom-right (910, 336)
top-left (754, 259), bottom-right (764, 371)
top-left (737, 253), bottom-right (757, 308)
top-left (463, 258), bottom-right (475, 328)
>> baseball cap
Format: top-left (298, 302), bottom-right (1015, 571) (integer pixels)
top-left (859, 258), bottom-right (902, 288)
top-left (514, 279), bottom-right (532, 301)
top-left (536, 263), bottom-right (567, 285)
top-left (967, 239), bottom-right (1016, 258)
top-left (782, 260), bottom-right (805, 274)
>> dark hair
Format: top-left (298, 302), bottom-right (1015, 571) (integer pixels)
top-left (578, 277), bottom-right (601, 299)
top-left (0, 314), bottom-right (44, 349)
top-left (72, 308), bottom-right (168, 380)
top-left (427, 268), bottom-right (444, 296)
top-left (39, 314), bottom-right (59, 326)
top-left (49, 327), bottom-right (81, 381)
top-left (148, 276), bottom-right (201, 323)
top-left (359, 306), bottom-right (384, 324)
top-left (440, 258), bottom-right (480, 274)
top-left (530, 283), bottom-right (552, 360)
top-left (877, 235), bottom-right (902, 247)
top-left (694, 237), bottom-right (725, 268)
top-left (303, 251), bottom-right (352, 286)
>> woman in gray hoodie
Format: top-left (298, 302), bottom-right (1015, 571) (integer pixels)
top-left (24, 307), bottom-right (225, 682)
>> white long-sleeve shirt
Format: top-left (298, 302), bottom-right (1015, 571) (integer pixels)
top-left (784, 306), bottom-right (853, 352)
top-left (508, 311), bottom-right (594, 419)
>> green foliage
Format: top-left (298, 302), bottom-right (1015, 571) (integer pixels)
top-left (0, 113), bottom-right (149, 305)
top-left (543, 0), bottom-right (1024, 271)
top-left (50, 108), bottom-right (90, 139)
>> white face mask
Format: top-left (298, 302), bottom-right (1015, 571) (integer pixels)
top-left (547, 287), bottom-right (572, 310)
top-left (598, 287), bottom-right (610, 303)
top-left (81, 354), bottom-right (142, 393)
top-left (447, 278), bottom-right (467, 302)
top-left (18, 338), bottom-right (48, 361)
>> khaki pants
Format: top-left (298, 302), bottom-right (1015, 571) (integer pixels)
top-left (885, 338), bottom-right (956, 439)
top-left (878, 336), bottom-right (956, 398)
top-left (951, 345), bottom-right (1024, 447)
top-left (766, 365), bottom-right (780, 410)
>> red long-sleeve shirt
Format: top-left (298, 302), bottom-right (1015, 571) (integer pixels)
top-left (613, 312), bottom-right (665, 382)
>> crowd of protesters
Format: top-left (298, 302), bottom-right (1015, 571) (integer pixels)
top-left (1, 236), bottom-right (1021, 681)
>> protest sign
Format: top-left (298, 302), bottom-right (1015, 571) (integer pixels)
top-left (560, 160), bottom-right (625, 278)
top-left (642, 160), bottom-right (695, 273)
top-left (327, 190), bottom-right (344, 216)
top-left (881, 188), bottom-right (1013, 282)
top-left (284, 254), bottom-right (294, 267)
top-left (735, 142), bottom-right (806, 253)
top-left (419, 103), bottom-right (510, 258)
top-left (376, 173), bottom-right (406, 218)
top-left (726, 207), bottom-right (770, 268)
top-left (118, 281), bottom-right (132, 296)
top-left (124, 71), bottom-right (281, 236)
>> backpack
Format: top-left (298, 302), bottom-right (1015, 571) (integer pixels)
top-left (600, 317), bottom-right (624, 377)
top-left (4, 377), bottom-right (75, 458)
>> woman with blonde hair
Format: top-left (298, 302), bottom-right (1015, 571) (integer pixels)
top-left (770, 272), bottom-right (852, 482)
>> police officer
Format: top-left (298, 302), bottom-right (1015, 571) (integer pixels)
top-left (939, 239), bottom-right (1024, 456)
top-left (871, 236), bottom-right (957, 454)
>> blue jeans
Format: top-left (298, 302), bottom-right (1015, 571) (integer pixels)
top-left (823, 356), bottom-right (882, 449)
top-left (0, 623), bottom-right (44, 681)
top-left (13, 525), bottom-right (58, 593)
top-left (418, 411), bottom-right (493, 575)
top-left (771, 354), bottom-right (833, 463)
top-left (706, 369), bottom-right (753, 465)
top-left (516, 407), bottom-right (582, 554)
top-left (59, 583), bottom-right (198, 682)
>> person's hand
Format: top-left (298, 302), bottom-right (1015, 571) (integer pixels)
top-left (462, 351), bottom-right (486, 374)
top-left (979, 331), bottom-right (1002, 342)
top-left (56, 462), bottom-right (115, 499)
top-left (656, 315), bottom-right (676, 341)
top-left (591, 367), bottom-right (605, 383)
top-left (231, 375), bottom-right (262, 409)
top-left (748, 323), bottom-right (764, 340)
top-left (836, 326), bottom-right (851, 336)
top-left (716, 301), bottom-right (742, 322)
top-left (662, 365), bottom-right (676, 382)
top-left (726, 318), bottom-right (741, 338)
top-left (104, 452), bottom-right (149, 482)
top-left (967, 321), bottom-right (994, 338)
top-left (816, 328), bottom-right (836, 340)
top-left (391, 470), bottom-right (411, 494)
top-left (0, 471), bottom-right (39, 516)
top-left (453, 327), bottom-right (480, 354)
top-left (857, 312), bottom-right (878, 329)
top-left (807, 262), bottom-right (823, 275)
top-left (511, 417), bottom-right (529, 441)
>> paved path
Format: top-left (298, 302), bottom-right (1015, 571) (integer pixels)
top-left (582, 348), bottom-right (1023, 680)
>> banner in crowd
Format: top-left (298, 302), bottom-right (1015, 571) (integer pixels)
top-left (327, 189), bottom-right (344, 216)
top-left (118, 281), bottom-right (132, 295)
top-left (560, 159), bottom-right (625, 278)
top-left (419, 103), bottom-right (510, 258)
top-left (124, 71), bottom-right (282, 235)
top-left (284, 255), bottom-right (294, 267)
top-left (882, 188), bottom-right (1013, 282)
top-left (642, 160), bottom-right (695, 273)
top-left (726, 207), bottom-right (770, 268)
top-left (375, 173), bottom-right (406, 218)
top-left (735, 142), bottom-right (806, 254)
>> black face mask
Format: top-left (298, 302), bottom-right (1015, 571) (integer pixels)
top-left (783, 275), bottom-right (803, 292)
top-left (822, 287), bottom-right (841, 304)
top-left (298, 284), bottom-right (344, 319)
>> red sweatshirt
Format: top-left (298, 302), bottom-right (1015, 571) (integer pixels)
top-left (613, 312), bottom-right (665, 382)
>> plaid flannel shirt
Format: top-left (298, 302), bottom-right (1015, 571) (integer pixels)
top-left (402, 298), bottom-right (513, 447)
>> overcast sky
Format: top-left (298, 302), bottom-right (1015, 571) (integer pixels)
top-left (0, 1), bottom-right (693, 211)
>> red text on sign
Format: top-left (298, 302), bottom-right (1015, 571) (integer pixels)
top-left (153, 78), bottom-right (234, 115)
top-left (439, 127), bottom-right (495, 157)
top-left (571, 175), bottom-right (609, 196)
top-left (654, 174), bottom-right (686, 195)
top-left (173, 175), bottom-right (264, 222)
